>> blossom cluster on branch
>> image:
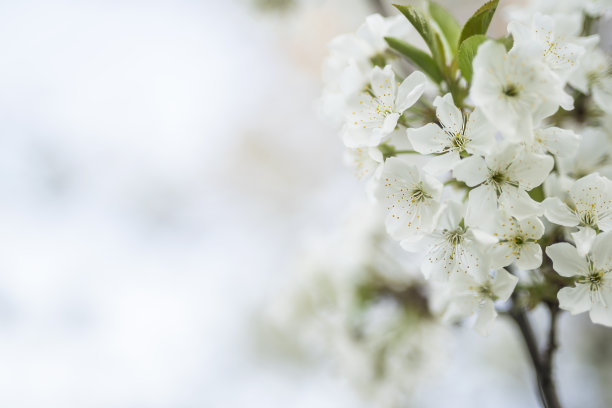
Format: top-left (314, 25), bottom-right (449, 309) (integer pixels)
top-left (321, 0), bottom-right (612, 336)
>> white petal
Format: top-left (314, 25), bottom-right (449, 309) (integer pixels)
top-left (465, 184), bottom-right (498, 227)
top-left (453, 155), bottom-right (488, 187)
top-left (399, 234), bottom-right (425, 252)
top-left (395, 71), bottom-right (426, 113)
top-left (536, 127), bottom-right (581, 157)
top-left (437, 200), bottom-right (464, 231)
top-left (589, 289), bottom-right (612, 326)
top-left (448, 295), bottom-right (479, 318)
top-left (485, 143), bottom-right (519, 172)
top-left (371, 65), bottom-right (396, 105)
top-left (342, 126), bottom-right (383, 148)
top-left (507, 152), bottom-right (554, 190)
top-left (422, 242), bottom-right (457, 281)
top-left (571, 227), bottom-right (597, 257)
top-left (591, 231), bottom-right (612, 271)
top-left (545, 242), bottom-right (588, 277)
top-left (489, 242), bottom-right (515, 269)
top-left (433, 93), bottom-right (463, 134)
top-left (518, 216), bottom-right (545, 240)
top-left (424, 151), bottom-right (461, 175)
top-left (499, 186), bottom-right (542, 219)
top-left (558, 285), bottom-right (592, 315)
top-left (464, 108), bottom-right (496, 156)
top-left (406, 123), bottom-right (448, 154)
top-left (492, 268), bottom-right (519, 301)
top-left (474, 299), bottom-right (497, 336)
top-left (381, 112), bottom-right (400, 134)
top-left (516, 242), bottom-right (542, 270)
top-left (593, 79), bottom-right (612, 114)
top-left (542, 197), bottom-right (579, 227)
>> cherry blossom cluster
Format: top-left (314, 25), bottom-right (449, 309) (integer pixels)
top-left (321, 0), bottom-right (612, 334)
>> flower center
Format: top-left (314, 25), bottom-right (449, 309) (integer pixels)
top-left (478, 283), bottom-right (497, 301)
top-left (502, 84), bottom-right (519, 97)
top-left (410, 184), bottom-right (431, 203)
top-left (488, 170), bottom-right (509, 193)
top-left (579, 210), bottom-right (598, 227)
top-left (578, 269), bottom-right (605, 292)
top-left (450, 133), bottom-right (469, 151)
top-left (443, 227), bottom-right (466, 260)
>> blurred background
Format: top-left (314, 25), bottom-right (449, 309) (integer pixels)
top-left (0, 0), bottom-right (610, 407)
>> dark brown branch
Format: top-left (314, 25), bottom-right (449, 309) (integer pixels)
top-left (541, 302), bottom-right (561, 408)
top-left (509, 295), bottom-right (562, 408)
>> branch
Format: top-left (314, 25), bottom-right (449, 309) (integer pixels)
top-left (509, 294), bottom-right (562, 408)
top-left (541, 302), bottom-right (561, 408)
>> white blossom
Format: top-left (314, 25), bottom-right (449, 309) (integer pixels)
top-left (405, 201), bottom-right (486, 281)
top-left (329, 14), bottom-right (412, 68)
top-left (557, 127), bottom-right (612, 179)
top-left (489, 213), bottom-right (545, 270)
top-left (508, 13), bottom-right (585, 81)
top-left (445, 268), bottom-right (518, 335)
top-left (546, 231), bottom-right (612, 326)
top-left (453, 144), bottom-right (553, 224)
top-left (321, 14), bottom-right (415, 122)
top-left (543, 173), bottom-right (612, 232)
top-left (568, 46), bottom-right (612, 114)
top-left (343, 66), bottom-right (426, 147)
top-left (471, 41), bottom-right (573, 140)
top-left (376, 157), bottom-right (442, 240)
top-left (406, 93), bottom-right (495, 174)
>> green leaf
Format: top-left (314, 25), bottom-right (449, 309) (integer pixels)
top-left (458, 0), bottom-right (499, 45)
top-left (392, 4), bottom-right (445, 69)
top-left (428, 1), bottom-right (460, 54)
top-left (457, 34), bottom-right (487, 83)
top-left (385, 36), bottom-right (444, 83)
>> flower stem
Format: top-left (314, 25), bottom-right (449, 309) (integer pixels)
top-left (394, 149), bottom-right (419, 155)
top-left (509, 296), bottom-right (562, 408)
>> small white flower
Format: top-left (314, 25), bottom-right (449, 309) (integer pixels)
top-left (568, 46), bottom-right (612, 114)
top-left (446, 268), bottom-right (518, 335)
top-left (453, 144), bottom-right (554, 224)
top-left (343, 66), bottom-right (426, 147)
top-left (321, 14), bottom-right (416, 123)
top-left (329, 14), bottom-right (412, 66)
top-left (557, 127), bottom-right (612, 179)
top-left (489, 213), bottom-right (545, 270)
top-left (508, 13), bottom-right (585, 81)
top-left (376, 157), bottom-right (442, 240)
top-left (543, 173), bottom-right (612, 232)
top-left (406, 93), bottom-right (495, 174)
top-left (471, 41), bottom-right (573, 140)
top-left (546, 231), bottom-right (612, 326)
top-left (405, 201), bottom-right (486, 281)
